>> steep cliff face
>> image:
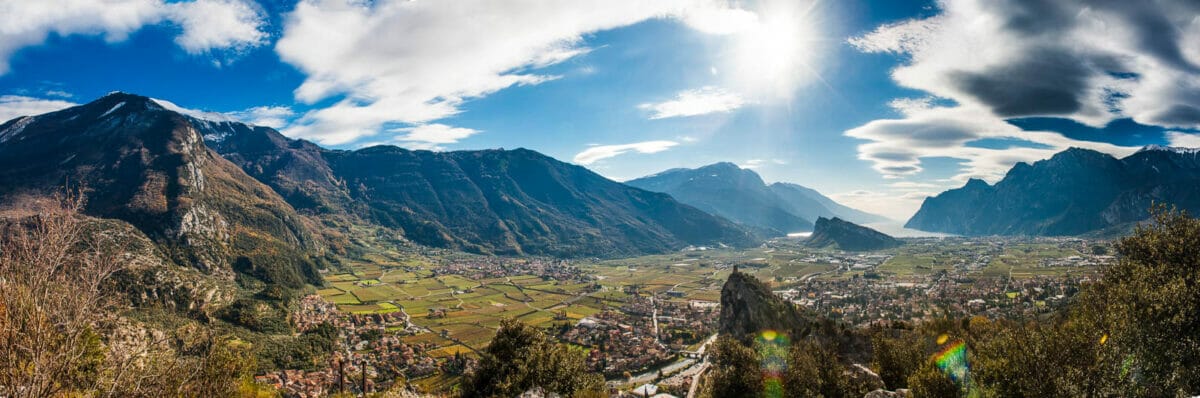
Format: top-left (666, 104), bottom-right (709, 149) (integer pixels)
top-left (719, 268), bottom-right (813, 340)
top-left (904, 147), bottom-right (1200, 236)
top-left (0, 93), bottom-right (321, 287)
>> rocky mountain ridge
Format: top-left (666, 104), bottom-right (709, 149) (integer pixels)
top-left (627, 162), bottom-right (885, 236)
top-left (906, 146), bottom-right (1200, 236)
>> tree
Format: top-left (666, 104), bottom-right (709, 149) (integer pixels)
top-left (706, 336), bottom-right (764, 398)
top-left (782, 340), bottom-right (825, 398)
top-left (1082, 206), bottom-right (1200, 395)
top-left (870, 331), bottom-right (925, 390)
top-left (0, 191), bottom-right (269, 397)
top-left (462, 318), bottom-right (603, 397)
top-left (0, 192), bottom-right (122, 397)
top-left (906, 361), bottom-right (958, 398)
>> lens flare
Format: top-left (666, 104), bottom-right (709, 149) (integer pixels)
top-left (761, 329), bottom-right (779, 341)
top-left (937, 333), bottom-right (949, 345)
top-left (757, 330), bottom-right (790, 398)
top-left (932, 338), bottom-right (979, 396)
top-left (934, 340), bottom-right (968, 382)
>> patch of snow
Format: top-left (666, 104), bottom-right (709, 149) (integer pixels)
top-left (1139, 144), bottom-right (1200, 155)
top-left (0, 116), bottom-right (35, 143)
top-left (150, 98), bottom-right (238, 123)
top-left (100, 102), bottom-right (125, 118)
top-left (192, 118), bottom-right (244, 143)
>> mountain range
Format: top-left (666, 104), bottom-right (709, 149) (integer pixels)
top-left (907, 146), bottom-right (1200, 236)
top-left (0, 93), bottom-right (323, 290)
top-left (626, 162), bottom-right (886, 236)
top-left (0, 93), bottom-right (758, 262)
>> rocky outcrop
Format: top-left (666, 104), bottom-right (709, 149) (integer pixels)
top-left (806, 217), bottom-right (902, 251)
top-left (0, 92), bottom-right (321, 287)
top-left (718, 267), bottom-right (813, 340)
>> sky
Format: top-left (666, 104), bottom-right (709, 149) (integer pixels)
top-left (2, 0), bottom-right (1200, 221)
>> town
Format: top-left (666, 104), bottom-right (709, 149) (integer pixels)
top-left (264, 235), bottom-right (1112, 397)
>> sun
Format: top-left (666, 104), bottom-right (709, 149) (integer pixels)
top-left (724, 0), bottom-right (826, 100)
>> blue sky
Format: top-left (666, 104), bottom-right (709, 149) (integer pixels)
top-left (2, 0), bottom-right (1200, 220)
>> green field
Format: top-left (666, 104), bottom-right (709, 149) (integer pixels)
top-left (318, 232), bottom-right (1102, 361)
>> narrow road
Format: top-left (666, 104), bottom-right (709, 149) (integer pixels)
top-left (686, 362), bottom-right (709, 398)
top-left (686, 334), bottom-right (719, 398)
top-left (650, 296), bottom-right (660, 342)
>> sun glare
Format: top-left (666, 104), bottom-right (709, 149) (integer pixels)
top-left (726, 0), bottom-right (825, 99)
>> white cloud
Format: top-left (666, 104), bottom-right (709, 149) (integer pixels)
top-left (43, 90), bottom-right (73, 99)
top-left (391, 123), bottom-right (480, 150)
top-left (830, 189), bottom-right (927, 222)
top-left (151, 97), bottom-right (238, 122)
top-left (845, 0), bottom-right (1200, 182)
top-left (887, 97), bottom-right (936, 117)
top-left (888, 181), bottom-right (944, 190)
top-left (739, 159), bottom-right (765, 169)
top-left (274, 0), bottom-right (754, 145)
top-left (167, 0), bottom-right (268, 55)
top-left (228, 106), bottom-right (295, 128)
top-left (1165, 131), bottom-right (1200, 148)
top-left (737, 158), bottom-right (787, 169)
top-left (573, 140), bottom-right (679, 165)
top-left (0, 95), bottom-right (77, 122)
top-left (850, 0), bottom-right (1200, 127)
top-left (681, 6), bottom-right (758, 35)
top-left (846, 105), bottom-right (1141, 182)
top-left (639, 86), bottom-right (746, 119)
top-left (0, 0), bottom-right (268, 74)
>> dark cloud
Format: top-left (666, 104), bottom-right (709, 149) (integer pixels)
top-left (881, 165), bottom-right (921, 174)
top-left (907, 123), bottom-right (978, 145)
top-left (985, 0), bottom-right (1076, 37)
top-left (950, 49), bottom-right (1091, 117)
top-left (1092, 0), bottom-right (1200, 73)
top-left (1150, 105), bottom-right (1200, 126)
top-left (870, 151), bottom-right (921, 162)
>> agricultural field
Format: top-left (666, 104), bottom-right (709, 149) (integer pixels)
top-left (316, 234), bottom-right (1108, 362)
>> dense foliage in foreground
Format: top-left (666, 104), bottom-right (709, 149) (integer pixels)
top-left (462, 318), bottom-right (605, 397)
top-left (706, 206), bottom-right (1200, 397)
top-left (0, 196), bottom-right (275, 397)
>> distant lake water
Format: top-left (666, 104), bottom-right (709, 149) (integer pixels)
top-left (784, 221), bottom-right (955, 239)
top-left (862, 221), bottom-right (956, 238)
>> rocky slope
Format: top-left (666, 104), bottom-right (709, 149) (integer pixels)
top-left (719, 267), bottom-right (814, 340)
top-left (906, 146), bottom-right (1200, 236)
top-left (0, 92), bottom-right (322, 289)
top-left (318, 146), bottom-right (757, 256)
top-left (0, 92), bottom-right (764, 260)
top-left (186, 116), bottom-right (758, 257)
top-left (806, 217), bottom-right (902, 251)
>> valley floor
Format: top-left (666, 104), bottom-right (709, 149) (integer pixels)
top-left (283, 232), bottom-right (1111, 396)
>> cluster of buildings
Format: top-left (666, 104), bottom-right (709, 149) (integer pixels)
top-left (254, 369), bottom-right (337, 398)
top-left (778, 269), bottom-right (1093, 326)
top-left (560, 309), bottom-right (674, 377)
top-left (432, 256), bottom-right (595, 283)
top-left (259, 295), bottom-right (472, 397)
